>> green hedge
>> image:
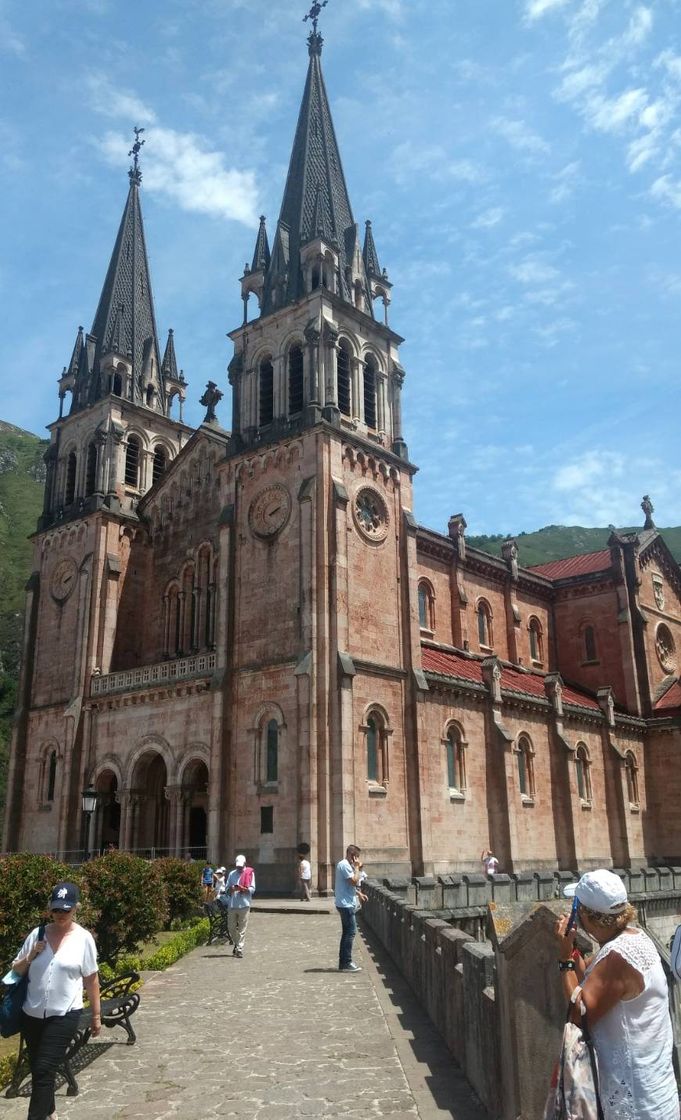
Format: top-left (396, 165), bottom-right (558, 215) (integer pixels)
top-left (0, 853), bottom-right (91, 968)
top-left (79, 853), bottom-right (168, 965)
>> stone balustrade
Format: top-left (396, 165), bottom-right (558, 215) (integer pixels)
top-left (90, 652), bottom-right (217, 697)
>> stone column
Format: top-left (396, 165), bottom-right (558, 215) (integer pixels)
top-left (322, 323), bottom-right (340, 424)
top-left (165, 785), bottom-right (185, 856)
top-left (304, 323), bottom-right (322, 424)
top-left (351, 357), bottom-right (362, 424)
top-left (377, 374), bottom-right (387, 438)
top-left (273, 353), bottom-right (286, 420)
top-left (95, 431), bottom-right (108, 497)
top-left (118, 790), bottom-right (134, 851)
top-left (391, 366), bottom-right (409, 458)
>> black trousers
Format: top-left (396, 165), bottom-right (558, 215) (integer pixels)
top-left (20, 1009), bottom-right (80, 1120)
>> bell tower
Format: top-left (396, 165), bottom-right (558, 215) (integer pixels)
top-left (41, 131), bottom-right (189, 530)
top-left (228, 12), bottom-right (408, 460)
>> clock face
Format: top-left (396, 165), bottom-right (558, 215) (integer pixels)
top-left (249, 484), bottom-right (292, 540)
top-left (353, 486), bottom-right (389, 543)
top-left (50, 557), bottom-right (78, 603)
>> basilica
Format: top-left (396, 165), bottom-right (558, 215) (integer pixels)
top-left (4, 16), bottom-right (681, 890)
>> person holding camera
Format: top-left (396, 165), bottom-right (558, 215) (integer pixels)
top-left (554, 869), bottom-right (678, 1120)
top-left (11, 881), bottom-right (100, 1120)
top-left (334, 844), bottom-right (367, 973)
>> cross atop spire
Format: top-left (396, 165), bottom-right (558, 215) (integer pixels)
top-left (303, 0), bottom-right (328, 34)
top-left (304, 0), bottom-right (328, 55)
top-left (128, 126), bottom-right (145, 186)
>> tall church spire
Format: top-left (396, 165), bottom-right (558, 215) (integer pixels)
top-left (70, 130), bottom-right (164, 413)
top-left (260, 11), bottom-right (371, 316)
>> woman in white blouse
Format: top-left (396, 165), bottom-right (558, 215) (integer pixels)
top-left (12, 881), bottom-right (101, 1120)
top-left (555, 869), bottom-right (679, 1120)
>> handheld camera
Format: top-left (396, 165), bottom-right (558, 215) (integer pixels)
top-left (565, 897), bottom-right (579, 936)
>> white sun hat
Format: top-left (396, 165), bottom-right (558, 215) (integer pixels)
top-left (564, 869), bottom-right (628, 914)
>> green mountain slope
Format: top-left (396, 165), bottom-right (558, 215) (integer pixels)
top-left (0, 421), bottom-right (47, 816)
top-left (467, 524), bottom-right (681, 567)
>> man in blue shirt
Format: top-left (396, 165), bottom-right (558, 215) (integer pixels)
top-left (334, 844), bottom-right (367, 972)
top-left (226, 855), bottom-right (255, 958)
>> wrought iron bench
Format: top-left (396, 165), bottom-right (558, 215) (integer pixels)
top-left (5, 970), bottom-right (141, 1099)
top-left (203, 900), bottom-right (232, 945)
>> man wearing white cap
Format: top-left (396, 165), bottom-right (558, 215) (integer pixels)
top-left (554, 869), bottom-right (678, 1119)
top-left (226, 855), bottom-right (255, 958)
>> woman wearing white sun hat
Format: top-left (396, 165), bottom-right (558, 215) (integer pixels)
top-left (554, 868), bottom-right (679, 1120)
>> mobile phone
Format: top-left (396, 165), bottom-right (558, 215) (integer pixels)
top-left (565, 898), bottom-right (579, 936)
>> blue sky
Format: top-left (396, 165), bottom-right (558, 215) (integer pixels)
top-left (1, 0), bottom-right (680, 536)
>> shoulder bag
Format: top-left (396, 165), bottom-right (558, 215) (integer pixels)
top-left (544, 992), bottom-right (604, 1120)
top-left (0, 923), bottom-right (45, 1039)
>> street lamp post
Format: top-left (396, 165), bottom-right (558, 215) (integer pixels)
top-left (81, 784), bottom-right (98, 861)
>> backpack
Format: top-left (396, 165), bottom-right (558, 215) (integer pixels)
top-left (670, 924), bottom-right (681, 982)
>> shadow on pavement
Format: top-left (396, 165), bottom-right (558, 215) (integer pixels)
top-left (11, 1040), bottom-right (116, 1099)
top-left (358, 921), bottom-right (488, 1120)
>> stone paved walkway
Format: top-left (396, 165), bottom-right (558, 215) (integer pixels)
top-left (3, 911), bottom-right (486, 1119)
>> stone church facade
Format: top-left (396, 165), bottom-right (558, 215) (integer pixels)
top-left (4, 24), bottom-right (681, 890)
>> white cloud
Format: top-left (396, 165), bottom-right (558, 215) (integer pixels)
top-left (650, 175), bottom-right (681, 209)
top-left (549, 160), bottom-right (583, 204)
top-left (86, 75), bottom-right (158, 125)
top-left (508, 256), bottom-right (560, 285)
top-left (587, 88), bottom-right (648, 133)
top-left (524, 0), bottom-right (570, 22)
top-left (492, 116), bottom-right (549, 155)
top-left (98, 128), bottom-right (258, 225)
top-left (356, 0), bottom-right (404, 16)
top-left (390, 141), bottom-right (485, 185)
top-left (624, 5), bottom-right (653, 48)
top-left (471, 207), bottom-right (504, 229)
top-left (0, 13), bottom-right (26, 56)
top-left (554, 450), bottom-right (625, 492)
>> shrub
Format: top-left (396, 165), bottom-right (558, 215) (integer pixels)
top-left (0, 853), bottom-right (89, 969)
top-left (79, 852), bottom-right (168, 966)
top-left (142, 919), bottom-right (209, 970)
top-left (154, 858), bottom-right (203, 926)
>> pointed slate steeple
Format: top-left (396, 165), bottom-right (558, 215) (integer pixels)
top-left (251, 215), bottom-right (271, 273)
top-left (363, 220), bottom-right (382, 280)
top-left (70, 148), bottom-right (164, 413)
top-left (261, 27), bottom-right (365, 314)
top-left (161, 328), bottom-right (178, 380)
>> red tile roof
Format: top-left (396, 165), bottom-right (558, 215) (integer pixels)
top-left (421, 646), bottom-right (600, 710)
top-left (527, 550), bottom-right (612, 581)
top-left (654, 679), bottom-right (681, 713)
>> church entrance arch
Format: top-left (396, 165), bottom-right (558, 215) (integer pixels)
top-left (94, 769), bottom-right (120, 853)
top-left (181, 758), bottom-right (209, 860)
top-left (130, 750), bottom-right (170, 855)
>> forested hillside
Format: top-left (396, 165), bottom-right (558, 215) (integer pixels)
top-left (467, 524), bottom-right (681, 567)
top-left (0, 421), bottom-right (47, 819)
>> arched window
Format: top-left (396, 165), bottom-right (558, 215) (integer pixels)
top-left (259, 358), bottom-right (274, 426)
top-left (445, 725), bottom-right (466, 795)
top-left (112, 370), bottom-right (123, 396)
top-left (418, 581), bottom-right (434, 631)
top-left (528, 617), bottom-right (543, 664)
top-left (517, 735), bottom-right (535, 799)
top-left (85, 442), bottom-right (97, 497)
top-left (46, 750), bottom-right (57, 802)
top-left (146, 384), bottom-right (155, 407)
top-left (583, 624), bottom-right (597, 663)
top-left (477, 599), bottom-right (493, 649)
top-left (266, 719), bottom-right (279, 784)
top-left (363, 355), bottom-right (377, 429)
top-left (575, 743), bottom-right (592, 802)
top-left (625, 752), bottom-right (639, 808)
top-left (288, 345), bottom-right (304, 415)
top-left (365, 709), bottom-right (389, 786)
top-left (125, 436), bottom-right (141, 488)
top-left (165, 584), bottom-right (181, 658)
top-left (65, 451), bottom-right (77, 505)
top-left (152, 446), bottom-right (167, 485)
top-left (337, 342), bottom-right (352, 417)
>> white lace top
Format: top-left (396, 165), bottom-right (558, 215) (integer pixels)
top-left (585, 928), bottom-right (679, 1120)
